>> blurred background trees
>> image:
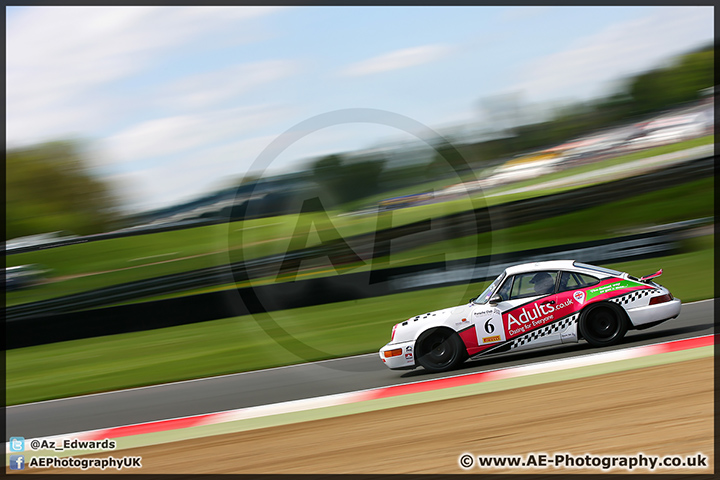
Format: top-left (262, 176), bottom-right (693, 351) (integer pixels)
top-left (6, 141), bottom-right (119, 239)
top-left (311, 154), bottom-right (385, 208)
top-left (629, 44), bottom-right (713, 114)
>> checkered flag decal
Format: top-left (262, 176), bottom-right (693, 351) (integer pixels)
top-left (511, 314), bottom-right (579, 349)
top-left (608, 288), bottom-right (660, 306)
top-left (404, 311), bottom-right (438, 325)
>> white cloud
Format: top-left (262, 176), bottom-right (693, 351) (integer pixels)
top-left (510, 7), bottom-right (713, 102)
top-left (6, 6), bottom-right (282, 145)
top-left (159, 60), bottom-right (300, 110)
top-left (339, 44), bottom-right (452, 77)
top-left (103, 104), bottom-right (294, 163)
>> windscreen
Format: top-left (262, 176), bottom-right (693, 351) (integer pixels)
top-left (473, 272), bottom-right (506, 304)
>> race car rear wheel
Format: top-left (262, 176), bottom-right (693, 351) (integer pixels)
top-left (416, 329), bottom-right (466, 373)
top-left (579, 304), bottom-right (628, 347)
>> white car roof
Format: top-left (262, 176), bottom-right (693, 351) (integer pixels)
top-left (503, 260), bottom-right (618, 277)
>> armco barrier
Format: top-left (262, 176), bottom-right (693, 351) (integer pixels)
top-left (6, 228), bottom-right (684, 349)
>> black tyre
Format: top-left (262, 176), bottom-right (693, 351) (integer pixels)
top-left (579, 304), bottom-right (628, 347)
top-left (416, 329), bottom-right (467, 373)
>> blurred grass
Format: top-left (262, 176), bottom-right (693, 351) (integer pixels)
top-left (5, 282), bottom-right (470, 405)
top-left (5, 234), bottom-right (713, 405)
top-left (6, 136), bottom-right (712, 307)
top-left (383, 176), bottom-right (714, 265)
top-left (5, 196), bottom-right (480, 306)
top-left (604, 234), bottom-right (713, 300)
top-left (101, 176), bottom-right (713, 307)
top-left (80, 178), bottom-right (717, 311)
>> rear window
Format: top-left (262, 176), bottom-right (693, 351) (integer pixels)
top-left (558, 271), bottom-right (600, 292)
top-left (573, 262), bottom-right (622, 277)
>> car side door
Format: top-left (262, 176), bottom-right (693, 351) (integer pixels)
top-left (471, 271), bottom-right (558, 349)
top-left (498, 271), bottom-right (559, 339)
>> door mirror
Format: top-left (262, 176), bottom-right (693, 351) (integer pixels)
top-left (468, 297), bottom-right (476, 304)
top-left (489, 294), bottom-right (503, 305)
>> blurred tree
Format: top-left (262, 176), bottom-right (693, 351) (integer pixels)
top-left (343, 159), bottom-right (385, 202)
top-left (426, 139), bottom-right (473, 179)
top-left (630, 45), bottom-right (713, 114)
top-left (6, 141), bottom-right (119, 239)
top-left (311, 154), bottom-right (385, 208)
top-left (629, 69), bottom-right (668, 114)
top-left (591, 91), bottom-right (634, 125)
top-left (311, 154), bottom-right (345, 207)
top-left (666, 48), bottom-right (714, 102)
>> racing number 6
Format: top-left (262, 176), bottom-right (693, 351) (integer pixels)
top-left (484, 319), bottom-right (494, 334)
top-left (475, 311), bottom-right (504, 346)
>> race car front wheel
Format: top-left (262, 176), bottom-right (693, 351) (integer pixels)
top-left (416, 329), bottom-right (466, 373)
top-left (579, 304), bottom-right (628, 347)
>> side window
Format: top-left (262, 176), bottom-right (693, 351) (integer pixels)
top-left (558, 271), bottom-right (600, 292)
top-left (509, 271), bottom-right (557, 299)
top-left (576, 273), bottom-right (600, 288)
top-left (558, 271), bottom-right (576, 293)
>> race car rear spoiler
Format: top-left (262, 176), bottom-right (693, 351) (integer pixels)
top-left (639, 269), bottom-right (663, 283)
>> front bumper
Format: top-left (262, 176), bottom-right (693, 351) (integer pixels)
top-left (379, 340), bottom-right (416, 369)
top-left (626, 298), bottom-right (682, 327)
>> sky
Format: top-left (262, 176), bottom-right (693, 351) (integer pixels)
top-left (6, 6), bottom-right (714, 213)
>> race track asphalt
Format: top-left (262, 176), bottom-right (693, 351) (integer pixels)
top-left (7, 300), bottom-right (714, 439)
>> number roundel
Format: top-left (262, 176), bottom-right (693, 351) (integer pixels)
top-left (484, 318), bottom-right (494, 334)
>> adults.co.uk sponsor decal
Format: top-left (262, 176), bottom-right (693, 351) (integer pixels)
top-left (506, 302), bottom-right (556, 336)
top-left (505, 297), bottom-right (575, 337)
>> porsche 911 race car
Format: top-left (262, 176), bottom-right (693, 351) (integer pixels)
top-left (379, 260), bottom-right (681, 372)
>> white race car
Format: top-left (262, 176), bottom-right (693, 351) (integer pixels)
top-left (379, 260), bottom-right (681, 372)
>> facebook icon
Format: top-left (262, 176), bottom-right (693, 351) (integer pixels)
top-left (10, 455), bottom-right (25, 470)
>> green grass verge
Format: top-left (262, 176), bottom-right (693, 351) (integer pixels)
top-left (92, 176), bottom-right (713, 308)
top-left (6, 198), bottom-right (485, 307)
top-left (603, 234), bottom-right (713, 300)
top-left (5, 234), bottom-right (712, 406)
top-left (390, 176), bottom-right (714, 264)
top-left (6, 137), bottom-right (712, 307)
